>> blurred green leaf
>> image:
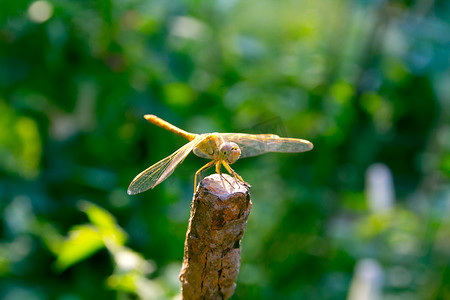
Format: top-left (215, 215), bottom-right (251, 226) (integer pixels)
top-left (163, 83), bottom-right (196, 107)
top-left (82, 201), bottom-right (127, 246)
top-left (107, 273), bottom-right (138, 293)
top-left (54, 202), bottom-right (127, 271)
top-left (54, 225), bottom-right (104, 271)
top-left (0, 99), bottom-right (42, 179)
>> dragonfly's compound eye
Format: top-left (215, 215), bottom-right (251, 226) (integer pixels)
top-left (228, 143), bottom-right (241, 164)
top-left (219, 142), bottom-right (240, 164)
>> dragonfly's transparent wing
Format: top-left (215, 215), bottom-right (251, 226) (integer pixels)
top-left (127, 136), bottom-right (203, 195)
top-left (193, 147), bottom-right (209, 159)
top-left (193, 134), bottom-right (279, 159)
top-left (220, 133), bottom-right (313, 158)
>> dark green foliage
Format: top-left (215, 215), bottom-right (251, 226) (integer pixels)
top-left (0, 0), bottom-right (449, 299)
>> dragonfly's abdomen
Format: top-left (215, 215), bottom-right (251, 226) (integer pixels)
top-left (144, 114), bottom-right (197, 141)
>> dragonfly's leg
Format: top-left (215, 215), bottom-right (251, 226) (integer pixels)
top-left (215, 161), bottom-right (233, 188)
top-left (194, 160), bottom-right (215, 192)
top-left (222, 161), bottom-right (245, 185)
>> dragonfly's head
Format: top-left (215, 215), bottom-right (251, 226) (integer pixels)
top-left (219, 142), bottom-right (241, 164)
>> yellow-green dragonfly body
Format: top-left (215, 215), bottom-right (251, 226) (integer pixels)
top-left (127, 115), bottom-right (313, 195)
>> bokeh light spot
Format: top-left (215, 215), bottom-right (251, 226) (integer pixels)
top-left (28, 1), bottom-right (54, 23)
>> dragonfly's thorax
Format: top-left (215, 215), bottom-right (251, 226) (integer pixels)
top-left (195, 133), bottom-right (224, 160)
top-left (219, 142), bottom-right (241, 164)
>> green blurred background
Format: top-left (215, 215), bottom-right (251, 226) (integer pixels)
top-left (1, 0), bottom-right (449, 299)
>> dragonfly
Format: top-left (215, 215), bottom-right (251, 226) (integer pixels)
top-left (127, 115), bottom-right (313, 195)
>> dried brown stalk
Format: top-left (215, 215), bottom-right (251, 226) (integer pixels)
top-left (179, 174), bottom-right (252, 300)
